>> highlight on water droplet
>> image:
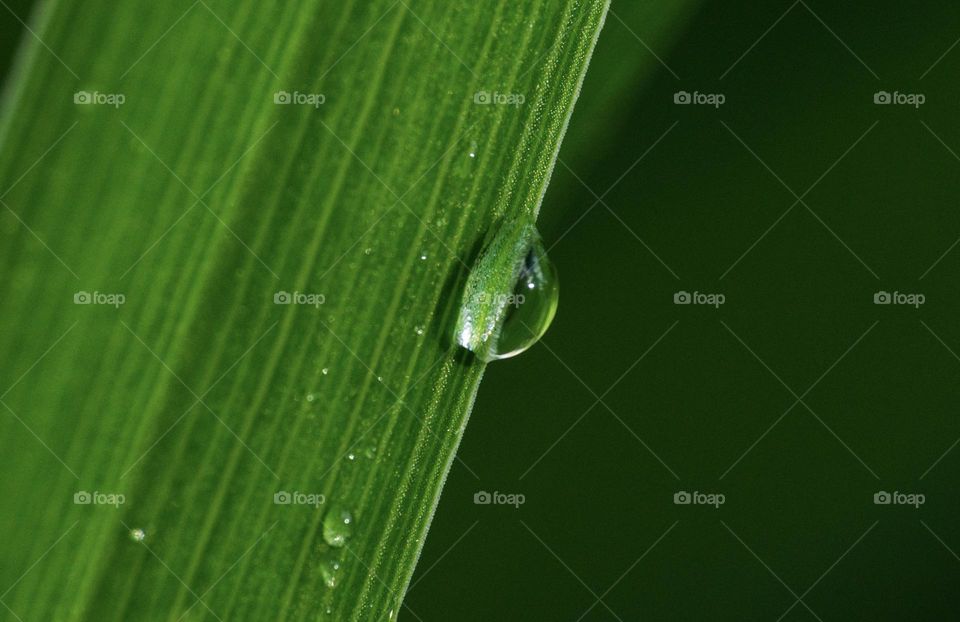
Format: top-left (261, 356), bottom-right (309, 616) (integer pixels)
top-left (322, 505), bottom-right (354, 548)
top-left (454, 219), bottom-right (558, 361)
top-left (129, 528), bottom-right (146, 542)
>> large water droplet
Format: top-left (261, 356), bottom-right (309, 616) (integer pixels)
top-left (322, 505), bottom-right (354, 548)
top-left (454, 220), bottom-right (558, 361)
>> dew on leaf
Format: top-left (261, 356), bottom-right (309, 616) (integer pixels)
top-left (319, 553), bottom-right (341, 588)
top-left (322, 505), bottom-right (354, 548)
top-left (454, 220), bottom-right (558, 361)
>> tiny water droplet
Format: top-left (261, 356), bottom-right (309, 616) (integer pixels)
top-left (454, 220), bottom-right (558, 361)
top-left (364, 247), bottom-right (372, 255)
top-left (419, 252), bottom-right (427, 261)
top-left (323, 505), bottom-right (354, 548)
top-left (129, 528), bottom-right (146, 542)
top-left (306, 393), bottom-right (315, 402)
top-left (347, 452), bottom-right (355, 461)
top-left (377, 376), bottom-right (383, 383)
top-left (468, 141), bottom-right (478, 158)
top-left (363, 445), bottom-right (377, 459)
top-left (322, 368), bottom-right (329, 375)
top-left (319, 554), bottom-right (341, 588)
top-left (415, 325), bottom-right (424, 335)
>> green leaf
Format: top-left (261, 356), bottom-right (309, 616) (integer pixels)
top-left (0, 0), bottom-right (608, 620)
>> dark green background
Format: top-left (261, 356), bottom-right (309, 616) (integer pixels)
top-left (411, 2), bottom-right (960, 620)
top-left (3, 1), bottom-right (959, 620)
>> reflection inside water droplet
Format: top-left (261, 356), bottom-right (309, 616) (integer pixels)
top-left (454, 220), bottom-right (558, 362)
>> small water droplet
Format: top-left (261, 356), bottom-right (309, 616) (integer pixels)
top-left (454, 220), bottom-right (558, 361)
top-left (363, 445), bottom-right (377, 460)
top-left (419, 252), bottom-right (427, 261)
top-left (129, 528), bottom-right (146, 542)
top-left (322, 505), bottom-right (354, 548)
top-left (306, 393), bottom-right (315, 402)
top-left (347, 452), bottom-right (355, 461)
top-left (415, 325), bottom-right (424, 335)
top-left (468, 141), bottom-right (478, 158)
top-left (364, 247), bottom-right (372, 255)
top-left (319, 553), bottom-right (341, 588)
top-left (377, 376), bottom-right (383, 383)
top-left (322, 368), bottom-right (329, 375)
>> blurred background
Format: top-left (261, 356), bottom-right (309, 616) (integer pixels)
top-left (3, 1), bottom-right (960, 619)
